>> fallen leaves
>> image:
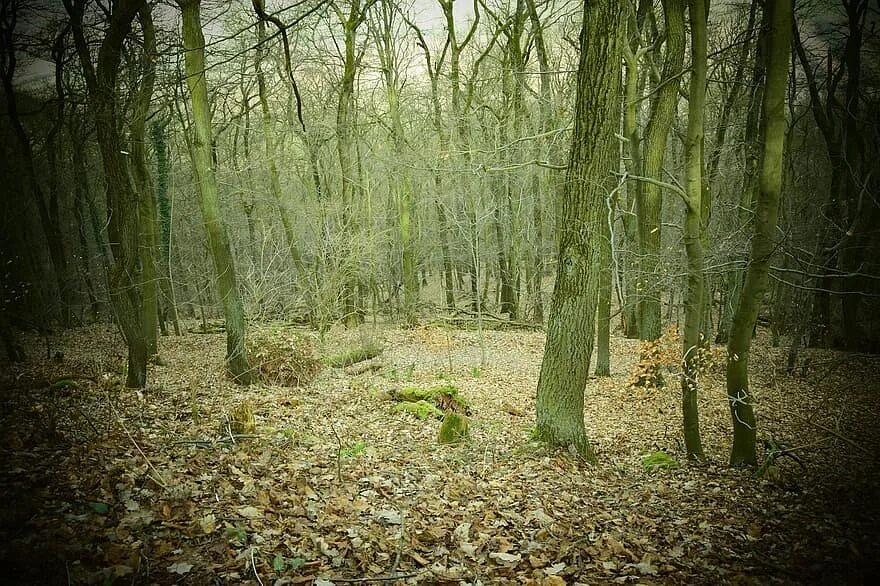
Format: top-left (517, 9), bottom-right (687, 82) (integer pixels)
top-left (0, 324), bottom-right (878, 584)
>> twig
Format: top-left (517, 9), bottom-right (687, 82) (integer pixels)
top-left (111, 405), bottom-right (168, 489)
top-left (780, 409), bottom-right (872, 457)
top-left (321, 572), bottom-right (423, 583)
top-left (331, 423), bottom-right (343, 481)
top-left (390, 508), bottom-right (406, 575)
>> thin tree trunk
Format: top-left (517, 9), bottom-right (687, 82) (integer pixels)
top-left (178, 0), bottom-right (252, 383)
top-left (726, 0), bottom-right (790, 466)
top-left (681, 0), bottom-right (707, 460)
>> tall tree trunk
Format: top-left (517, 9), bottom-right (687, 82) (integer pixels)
top-left (717, 7), bottom-right (769, 344)
top-left (726, 0), bottom-right (790, 466)
top-left (374, 1), bottom-right (417, 325)
top-left (150, 120), bottom-right (181, 336)
top-left (535, 0), bottom-right (622, 461)
top-left (636, 0), bottom-right (685, 342)
top-left (178, 0), bottom-right (252, 383)
top-left (333, 1), bottom-right (364, 326)
top-left (130, 4), bottom-right (159, 358)
top-left (65, 0), bottom-right (148, 388)
top-left (254, 19), bottom-right (308, 286)
top-left (0, 8), bottom-right (71, 327)
top-left (681, 0), bottom-right (707, 460)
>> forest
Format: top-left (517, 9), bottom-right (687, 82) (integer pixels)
top-left (1, 0), bottom-right (879, 583)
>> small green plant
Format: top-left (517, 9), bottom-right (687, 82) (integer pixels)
top-left (340, 440), bottom-right (367, 459)
top-left (224, 525), bottom-right (248, 546)
top-left (394, 400), bottom-right (442, 420)
top-left (272, 555), bottom-right (305, 572)
top-left (470, 366), bottom-right (482, 378)
top-left (641, 451), bottom-right (679, 471)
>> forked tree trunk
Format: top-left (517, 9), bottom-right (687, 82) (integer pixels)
top-left (636, 0), bottom-right (686, 343)
top-left (65, 0), bottom-right (148, 387)
top-left (726, 0), bottom-right (790, 466)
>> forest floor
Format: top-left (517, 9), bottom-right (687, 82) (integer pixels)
top-left (1, 320), bottom-right (879, 585)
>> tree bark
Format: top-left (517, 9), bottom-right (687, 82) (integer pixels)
top-left (726, 0), bottom-right (790, 466)
top-left (130, 4), bottom-right (159, 358)
top-left (681, 0), bottom-right (707, 460)
top-left (65, 0), bottom-right (148, 387)
top-left (178, 0), bottom-right (252, 383)
top-left (636, 0), bottom-right (685, 342)
top-left (535, 0), bottom-right (622, 461)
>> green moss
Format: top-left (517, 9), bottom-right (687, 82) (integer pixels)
top-left (394, 400), bottom-right (442, 420)
top-left (641, 451), bottom-right (679, 471)
top-left (438, 412), bottom-right (469, 444)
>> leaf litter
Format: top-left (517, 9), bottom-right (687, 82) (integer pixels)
top-left (0, 322), bottom-right (878, 584)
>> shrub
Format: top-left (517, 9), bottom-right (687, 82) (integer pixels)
top-left (247, 327), bottom-right (322, 387)
top-left (629, 325), bottom-right (725, 389)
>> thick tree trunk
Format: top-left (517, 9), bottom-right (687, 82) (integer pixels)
top-left (179, 0), bottom-right (252, 383)
top-left (726, 0), bottom-right (790, 466)
top-left (535, 0), bottom-right (622, 461)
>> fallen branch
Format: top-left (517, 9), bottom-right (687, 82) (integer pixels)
top-left (112, 404), bottom-right (168, 488)
top-left (780, 409), bottom-right (872, 457)
top-left (321, 571), bottom-right (423, 583)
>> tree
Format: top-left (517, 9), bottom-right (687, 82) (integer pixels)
top-left (65, 0), bottom-right (149, 388)
top-left (535, 0), bottom-right (622, 461)
top-left (636, 0), bottom-right (685, 343)
top-left (129, 4), bottom-right (160, 360)
top-left (681, 0), bottom-right (707, 460)
top-left (1, 0), bottom-right (73, 328)
top-left (177, 0), bottom-right (252, 383)
top-left (372, 0), bottom-right (417, 325)
top-left (726, 0), bottom-right (791, 466)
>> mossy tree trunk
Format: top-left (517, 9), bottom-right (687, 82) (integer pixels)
top-left (726, 0), bottom-right (790, 466)
top-left (636, 0), bottom-right (685, 343)
top-left (150, 120), bottom-right (181, 336)
top-left (65, 0), bottom-right (148, 387)
top-left (129, 4), bottom-right (159, 359)
top-left (177, 0), bottom-right (252, 383)
top-left (535, 0), bottom-right (622, 461)
top-left (681, 0), bottom-right (707, 460)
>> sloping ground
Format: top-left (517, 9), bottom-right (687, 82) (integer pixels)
top-left (0, 322), bottom-right (877, 585)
